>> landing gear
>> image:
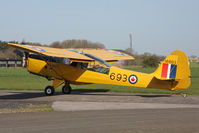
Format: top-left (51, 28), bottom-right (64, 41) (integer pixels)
top-left (181, 93), bottom-right (187, 98)
top-left (44, 81), bottom-right (72, 96)
top-left (45, 86), bottom-right (55, 96)
top-left (62, 84), bottom-right (72, 94)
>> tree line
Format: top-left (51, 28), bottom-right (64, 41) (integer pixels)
top-left (50, 40), bottom-right (105, 49)
top-left (124, 52), bottom-right (165, 67)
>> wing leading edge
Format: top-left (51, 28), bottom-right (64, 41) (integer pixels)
top-left (8, 43), bottom-right (134, 62)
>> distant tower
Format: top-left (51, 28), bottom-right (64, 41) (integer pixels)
top-left (129, 33), bottom-right (133, 54)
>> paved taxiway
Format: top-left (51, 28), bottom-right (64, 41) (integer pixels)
top-left (0, 109), bottom-right (199, 133)
top-left (0, 90), bottom-right (199, 133)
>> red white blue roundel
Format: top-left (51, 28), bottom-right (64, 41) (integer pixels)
top-left (128, 75), bottom-right (138, 84)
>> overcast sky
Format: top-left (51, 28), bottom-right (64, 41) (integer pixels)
top-left (0, 0), bottom-right (198, 56)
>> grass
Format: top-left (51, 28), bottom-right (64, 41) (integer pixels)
top-left (0, 68), bottom-right (51, 90)
top-left (0, 107), bottom-right (54, 113)
top-left (0, 63), bottom-right (199, 95)
top-left (0, 103), bottom-right (53, 113)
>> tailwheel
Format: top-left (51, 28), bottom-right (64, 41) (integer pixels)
top-left (45, 86), bottom-right (55, 96)
top-left (62, 84), bottom-right (72, 94)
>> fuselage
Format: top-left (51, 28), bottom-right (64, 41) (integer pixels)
top-left (28, 54), bottom-right (173, 90)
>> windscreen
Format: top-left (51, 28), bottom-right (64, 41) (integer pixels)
top-left (69, 49), bottom-right (112, 67)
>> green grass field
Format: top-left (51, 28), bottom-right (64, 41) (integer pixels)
top-left (0, 63), bottom-right (198, 95)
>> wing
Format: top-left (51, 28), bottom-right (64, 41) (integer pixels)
top-left (8, 43), bottom-right (134, 62)
top-left (8, 43), bottom-right (93, 62)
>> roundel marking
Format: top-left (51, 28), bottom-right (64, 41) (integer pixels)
top-left (128, 75), bottom-right (138, 84)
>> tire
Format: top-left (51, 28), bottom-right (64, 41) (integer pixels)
top-left (45, 86), bottom-right (55, 96)
top-left (62, 85), bottom-right (72, 94)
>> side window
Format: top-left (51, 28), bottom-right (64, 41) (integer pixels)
top-left (70, 62), bottom-right (88, 69)
top-left (70, 61), bottom-right (109, 74)
top-left (71, 62), bottom-right (78, 67)
top-left (87, 62), bottom-right (110, 74)
top-left (80, 63), bottom-right (88, 69)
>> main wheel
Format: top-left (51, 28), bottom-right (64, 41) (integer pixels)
top-left (62, 85), bottom-right (72, 94)
top-left (45, 86), bottom-right (55, 96)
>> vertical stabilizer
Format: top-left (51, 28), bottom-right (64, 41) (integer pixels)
top-left (153, 50), bottom-right (191, 90)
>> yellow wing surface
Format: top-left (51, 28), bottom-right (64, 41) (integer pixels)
top-left (75, 49), bottom-right (134, 62)
top-left (8, 43), bottom-right (134, 62)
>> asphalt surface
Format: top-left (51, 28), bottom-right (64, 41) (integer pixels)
top-left (0, 90), bottom-right (199, 133)
top-left (0, 109), bottom-right (199, 133)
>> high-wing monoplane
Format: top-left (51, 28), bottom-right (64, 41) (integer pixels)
top-left (8, 43), bottom-right (191, 95)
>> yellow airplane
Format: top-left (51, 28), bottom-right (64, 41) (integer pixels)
top-left (8, 43), bottom-right (191, 96)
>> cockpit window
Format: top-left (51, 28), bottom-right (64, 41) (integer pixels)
top-left (84, 53), bottom-right (111, 67)
top-left (69, 49), bottom-right (112, 67)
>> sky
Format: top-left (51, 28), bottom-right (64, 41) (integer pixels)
top-left (0, 0), bottom-right (198, 56)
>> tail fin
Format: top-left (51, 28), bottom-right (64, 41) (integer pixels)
top-left (153, 50), bottom-right (191, 90)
